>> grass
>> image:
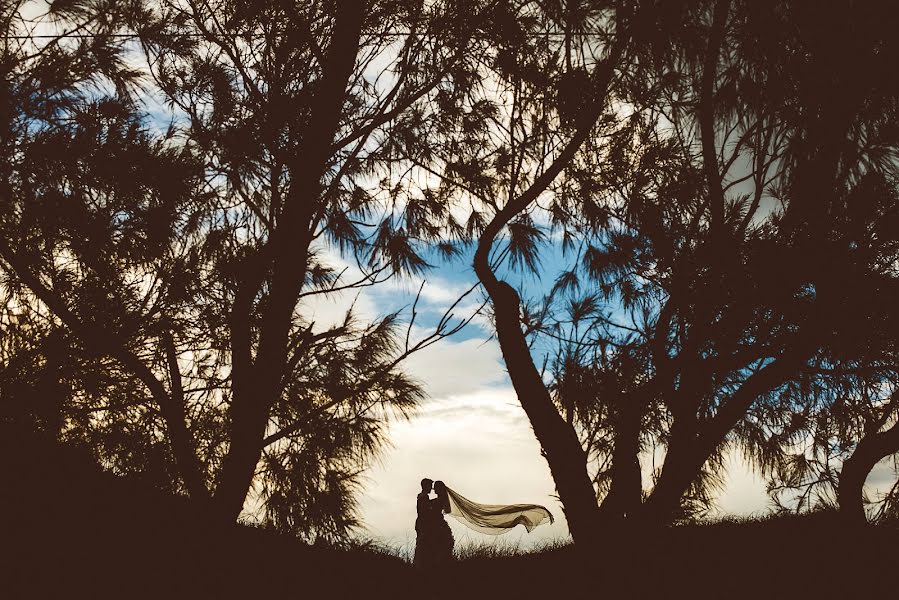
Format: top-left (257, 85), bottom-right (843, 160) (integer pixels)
top-left (452, 537), bottom-right (570, 560)
top-left (2, 437), bottom-right (896, 599)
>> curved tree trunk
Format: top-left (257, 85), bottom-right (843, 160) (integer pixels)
top-left (639, 409), bottom-right (701, 526)
top-left (469, 33), bottom-right (626, 544)
top-left (838, 423), bottom-right (899, 525)
top-left (488, 281), bottom-right (601, 543)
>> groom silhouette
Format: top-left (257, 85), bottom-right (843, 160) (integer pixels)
top-left (415, 479), bottom-right (433, 533)
top-left (414, 478), bottom-right (433, 570)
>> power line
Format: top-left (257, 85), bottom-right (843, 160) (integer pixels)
top-left (4, 33), bottom-right (144, 39)
top-left (1, 30), bottom-right (581, 40)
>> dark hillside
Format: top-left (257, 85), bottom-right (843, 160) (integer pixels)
top-left (2, 437), bottom-right (895, 599)
top-left (0, 436), bottom-right (413, 599)
top-left (452, 514), bottom-right (896, 599)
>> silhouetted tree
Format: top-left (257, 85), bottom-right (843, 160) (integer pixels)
top-left (407, 0), bottom-right (899, 539)
top-left (132, 0), bottom-right (493, 527)
top-left (5, 0), bottom-right (899, 544)
top-left (0, 0), bottom-right (481, 538)
top-left (717, 1), bottom-right (899, 525)
top-left (0, 0), bottom-right (215, 499)
top-left (542, 0), bottom-right (899, 528)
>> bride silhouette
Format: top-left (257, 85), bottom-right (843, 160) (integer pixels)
top-left (413, 478), bottom-right (554, 570)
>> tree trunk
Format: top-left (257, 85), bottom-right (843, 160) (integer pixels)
top-left (117, 350), bottom-right (210, 501)
top-left (639, 411), bottom-right (701, 526)
top-left (838, 423), bottom-right (899, 525)
top-left (467, 35), bottom-right (626, 543)
top-left (490, 282), bottom-right (601, 543)
top-left (838, 450), bottom-right (871, 526)
top-left (641, 347), bottom-right (810, 526)
top-left (213, 0), bottom-right (365, 522)
top-left (599, 392), bottom-right (643, 522)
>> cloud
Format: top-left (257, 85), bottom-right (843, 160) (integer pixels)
top-left (865, 458), bottom-right (898, 491)
top-left (297, 287), bottom-right (381, 332)
top-left (303, 245), bottom-right (489, 335)
top-left (401, 336), bottom-right (508, 398)
top-left (407, 275), bottom-right (475, 306)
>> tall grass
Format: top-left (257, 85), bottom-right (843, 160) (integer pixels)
top-left (453, 537), bottom-right (570, 561)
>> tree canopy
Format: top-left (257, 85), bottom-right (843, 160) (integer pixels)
top-left (2, 0), bottom-right (899, 544)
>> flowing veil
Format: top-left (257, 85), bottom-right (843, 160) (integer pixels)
top-left (444, 487), bottom-right (553, 535)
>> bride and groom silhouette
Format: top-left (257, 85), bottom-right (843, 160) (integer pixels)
top-left (413, 477), bottom-right (555, 571)
top-left (414, 478), bottom-right (454, 569)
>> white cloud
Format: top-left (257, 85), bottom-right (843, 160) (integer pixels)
top-left (410, 275), bottom-right (475, 306)
top-left (864, 458), bottom-right (898, 510)
top-left (303, 245), bottom-right (487, 333)
top-left (297, 288), bottom-right (380, 332)
top-left (402, 335), bottom-right (507, 398)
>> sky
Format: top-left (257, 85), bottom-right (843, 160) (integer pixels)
top-left (298, 245), bottom-right (781, 550)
